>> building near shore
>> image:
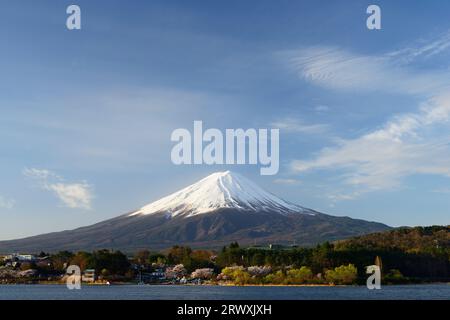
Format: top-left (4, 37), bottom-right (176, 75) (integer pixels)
top-left (2, 253), bottom-right (37, 262)
top-left (82, 269), bottom-right (96, 282)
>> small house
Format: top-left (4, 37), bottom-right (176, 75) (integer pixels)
top-left (82, 269), bottom-right (96, 282)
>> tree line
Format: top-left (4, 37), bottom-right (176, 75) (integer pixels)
top-left (3, 226), bottom-right (448, 284)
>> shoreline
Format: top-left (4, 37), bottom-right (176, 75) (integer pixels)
top-left (0, 282), bottom-right (447, 287)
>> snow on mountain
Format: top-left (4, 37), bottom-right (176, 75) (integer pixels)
top-left (130, 171), bottom-right (314, 218)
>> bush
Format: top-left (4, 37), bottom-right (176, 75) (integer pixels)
top-left (263, 270), bottom-right (285, 284)
top-left (384, 269), bottom-right (409, 284)
top-left (219, 266), bottom-right (251, 285)
top-left (233, 269), bottom-right (251, 285)
top-left (220, 266), bottom-right (244, 280)
top-left (325, 264), bottom-right (358, 285)
top-left (101, 268), bottom-right (110, 277)
top-left (286, 266), bottom-right (313, 284)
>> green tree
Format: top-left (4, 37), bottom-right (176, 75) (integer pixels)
top-left (90, 250), bottom-right (130, 275)
top-left (311, 242), bottom-right (333, 273)
top-left (101, 268), bottom-right (110, 278)
top-left (286, 266), bottom-right (313, 284)
top-left (263, 270), bottom-right (285, 284)
top-left (325, 264), bottom-right (358, 285)
top-left (384, 269), bottom-right (409, 284)
top-left (50, 251), bottom-right (74, 271)
top-left (134, 250), bottom-right (150, 265)
top-left (70, 251), bottom-right (92, 271)
top-left (220, 266), bottom-right (251, 285)
top-left (167, 246), bottom-right (192, 266)
top-left (229, 242), bottom-right (240, 249)
top-left (251, 252), bottom-right (265, 266)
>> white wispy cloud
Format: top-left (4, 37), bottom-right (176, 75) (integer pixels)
top-left (22, 168), bottom-right (61, 180)
top-left (314, 105), bottom-right (330, 113)
top-left (284, 33), bottom-right (450, 95)
top-left (45, 183), bottom-right (92, 209)
top-left (285, 33), bottom-right (450, 201)
top-left (0, 196), bottom-right (15, 209)
top-left (23, 168), bottom-right (93, 210)
top-left (431, 188), bottom-right (450, 194)
top-left (292, 93), bottom-right (450, 194)
top-left (387, 31), bottom-right (450, 64)
top-left (271, 118), bottom-right (329, 134)
top-left (326, 190), bottom-right (362, 208)
top-left (273, 178), bottom-right (301, 185)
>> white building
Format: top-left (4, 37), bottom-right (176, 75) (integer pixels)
top-left (2, 253), bottom-right (37, 262)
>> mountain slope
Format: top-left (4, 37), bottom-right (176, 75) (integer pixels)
top-left (335, 225), bottom-right (450, 251)
top-left (0, 171), bottom-right (391, 253)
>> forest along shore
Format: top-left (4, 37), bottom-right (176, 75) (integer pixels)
top-left (1, 226), bottom-right (449, 286)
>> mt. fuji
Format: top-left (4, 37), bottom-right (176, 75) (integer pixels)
top-left (0, 171), bottom-right (390, 252)
top-left (131, 171), bottom-right (314, 218)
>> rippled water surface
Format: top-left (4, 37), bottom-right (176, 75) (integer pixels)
top-left (0, 284), bottom-right (448, 300)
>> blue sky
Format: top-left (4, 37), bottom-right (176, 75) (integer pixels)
top-left (1, 0), bottom-right (450, 240)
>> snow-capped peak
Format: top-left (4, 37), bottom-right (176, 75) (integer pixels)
top-left (130, 171), bottom-right (314, 218)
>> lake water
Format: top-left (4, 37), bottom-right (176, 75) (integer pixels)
top-left (0, 284), bottom-right (448, 300)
